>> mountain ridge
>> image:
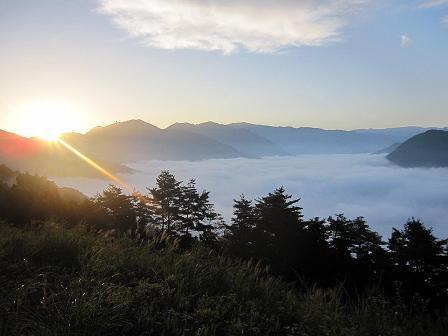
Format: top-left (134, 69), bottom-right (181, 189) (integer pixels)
top-left (2, 119), bottom-right (448, 177)
top-left (387, 130), bottom-right (448, 167)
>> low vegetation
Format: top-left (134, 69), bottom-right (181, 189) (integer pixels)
top-left (1, 223), bottom-right (447, 335)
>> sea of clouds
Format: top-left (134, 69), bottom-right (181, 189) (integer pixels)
top-left (53, 154), bottom-right (448, 238)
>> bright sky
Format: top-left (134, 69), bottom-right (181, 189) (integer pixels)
top-left (0, 0), bottom-right (447, 136)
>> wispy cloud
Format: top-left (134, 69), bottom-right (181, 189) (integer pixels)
top-left (418, 0), bottom-right (448, 26)
top-left (400, 34), bottom-right (412, 47)
top-left (97, 0), bottom-right (370, 54)
top-left (418, 0), bottom-right (448, 8)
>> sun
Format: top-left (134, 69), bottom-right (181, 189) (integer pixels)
top-left (10, 100), bottom-right (88, 141)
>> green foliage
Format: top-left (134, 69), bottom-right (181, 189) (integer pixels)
top-left (1, 222), bottom-right (447, 336)
top-left (92, 185), bottom-right (139, 233)
top-left (148, 171), bottom-right (219, 240)
top-left (148, 170), bottom-right (183, 231)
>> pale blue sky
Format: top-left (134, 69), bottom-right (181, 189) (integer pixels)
top-left (0, 0), bottom-right (447, 136)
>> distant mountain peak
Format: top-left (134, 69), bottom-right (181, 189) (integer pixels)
top-left (109, 119), bottom-right (158, 128)
top-left (199, 121), bottom-right (224, 127)
top-left (169, 121), bottom-right (225, 129)
top-left (167, 122), bottom-right (195, 129)
top-left (87, 119), bottom-right (160, 136)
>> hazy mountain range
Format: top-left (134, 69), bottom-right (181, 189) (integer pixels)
top-left (1, 119), bottom-right (447, 177)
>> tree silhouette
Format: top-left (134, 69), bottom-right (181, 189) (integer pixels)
top-left (389, 219), bottom-right (446, 272)
top-left (388, 219), bottom-right (448, 309)
top-left (351, 217), bottom-right (385, 262)
top-left (0, 164), bottom-right (15, 181)
top-left (8, 173), bottom-right (64, 225)
top-left (253, 187), bottom-right (304, 278)
top-left (299, 217), bottom-right (334, 285)
top-left (225, 195), bottom-right (257, 258)
top-left (178, 179), bottom-right (210, 236)
top-left (92, 185), bottom-right (138, 233)
top-left (147, 171), bottom-right (182, 231)
top-left (132, 192), bottom-right (154, 238)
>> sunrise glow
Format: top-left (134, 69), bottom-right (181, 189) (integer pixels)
top-left (8, 100), bottom-right (89, 140)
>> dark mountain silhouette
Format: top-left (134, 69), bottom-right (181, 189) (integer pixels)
top-left (387, 130), bottom-right (448, 167)
top-left (167, 121), bottom-right (287, 156)
top-left (373, 143), bottom-right (401, 154)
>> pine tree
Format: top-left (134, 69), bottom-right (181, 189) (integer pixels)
top-left (253, 187), bottom-right (304, 277)
top-left (178, 179), bottom-right (210, 235)
top-left (93, 185), bottom-right (137, 233)
top-left (225, 195), bottom-right (257, 257)
top-left (147, 171), bottom-right (182, 231)
top-left (9, 173), bottom-right (65, 225)
top-left (351, 217), bottom-right (384, 262)
top-left (327, 214), bottom-right (356, 260)
top-left (131, 192), bottom-right (154, 237)
top-left (389, 219), bottom-right (447, 273)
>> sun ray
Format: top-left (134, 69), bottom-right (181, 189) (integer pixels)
top-left (57, 138), bottom-right (132, 192)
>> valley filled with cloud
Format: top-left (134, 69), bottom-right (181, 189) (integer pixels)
top-left (53, 154), bottom-right (448, 237)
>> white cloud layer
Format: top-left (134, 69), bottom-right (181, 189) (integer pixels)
top-left (97, 0), bottom-right (369, 54)
top-left (53, 154), bottom-right (448, 238)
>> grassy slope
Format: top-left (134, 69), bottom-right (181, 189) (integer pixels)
top-left (0, 222), bottom-right (446, 336)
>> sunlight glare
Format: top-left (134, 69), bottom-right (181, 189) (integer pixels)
top-left (10, 100), bottom-right (89, 140)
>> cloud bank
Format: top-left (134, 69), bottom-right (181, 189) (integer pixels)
top-left (53, 154), bottom-right (448, 238)
top-left (97, 0), bottom-right (369, 54)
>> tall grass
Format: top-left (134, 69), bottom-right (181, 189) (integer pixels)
top-left (0, 221), bottom-right (446, 335)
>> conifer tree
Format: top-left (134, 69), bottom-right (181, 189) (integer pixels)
top-left (147, 171), bottom-right (182, 231)
top-left (93, 185), bottom-right (137, 233)
top-left (132, 192), bottom-right (154, 237)
top-left (225, 195), bottom-right (257, 257)
top-left (178, 179), bottom-right (210, 235)
top-left (327, 214), bottom-right (356, 260)
top-left (351, 216), bottom-right (385, 262)
top-left (253, 187), bottom-right (304, 277)
top-left (389, 219), bottom-right (447, 273)
top-left (388, 219), bottom-right (448, 308)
